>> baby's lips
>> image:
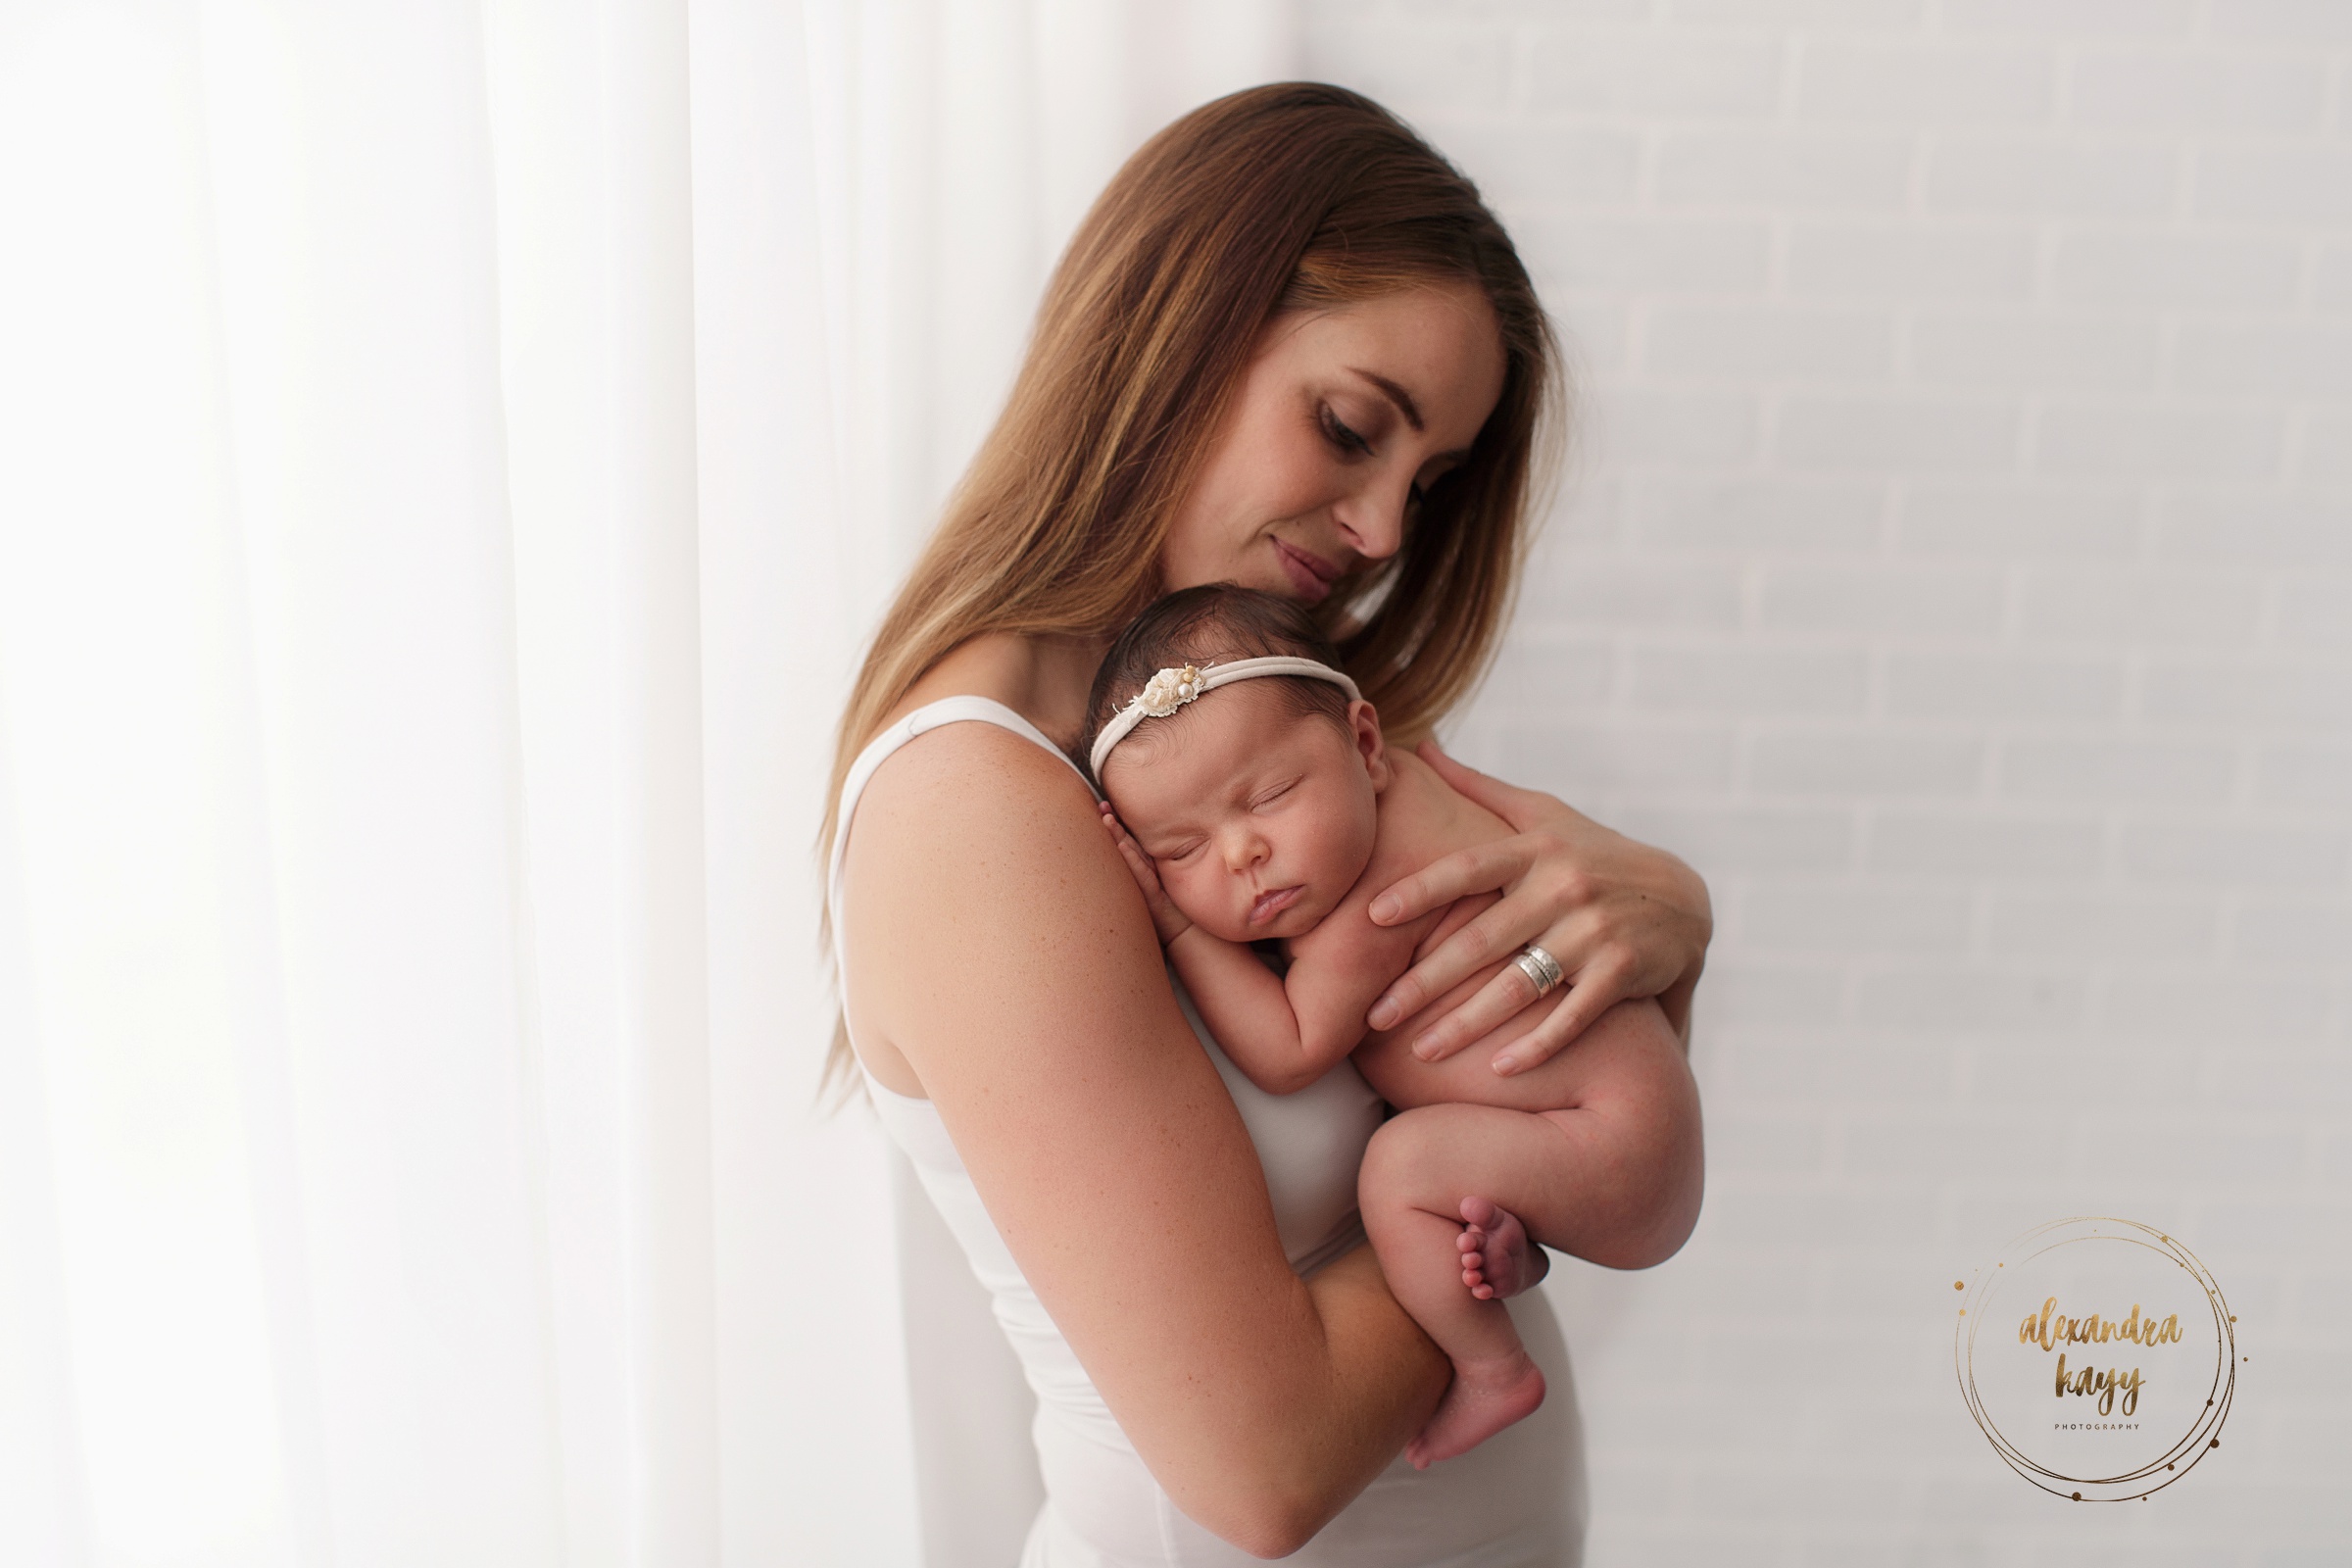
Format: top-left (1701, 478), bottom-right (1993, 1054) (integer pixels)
top-left (1248, 884), bottom-right (1304, 926)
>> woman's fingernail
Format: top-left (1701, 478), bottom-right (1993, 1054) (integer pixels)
top-left (1368, 998), bottom-right (1399, 1030)
top-left (1412, 1040), bottom-right (1440, 1061)
top-left (1494, 1055), bottom-right (1520, 1076)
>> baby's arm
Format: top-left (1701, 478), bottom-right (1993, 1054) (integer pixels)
top-left (1100, 806), bottom-right (1376, 1095)
top-left (1168, 928), bottom-right (1325, 1091)
top-left (1278, 915), bottom-right (1427, 1079)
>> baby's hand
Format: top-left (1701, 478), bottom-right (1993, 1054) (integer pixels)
top-left (1101, 802), bottom-right (1193, 946)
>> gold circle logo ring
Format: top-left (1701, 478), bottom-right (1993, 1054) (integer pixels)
top-left (1955, 1216), bottom-right (2236, 1502)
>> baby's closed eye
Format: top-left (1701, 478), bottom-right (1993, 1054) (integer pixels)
top-left (1249, 778), bottom-right (1301, 810)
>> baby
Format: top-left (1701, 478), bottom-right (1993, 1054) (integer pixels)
top-left (1083, 585), bottom-right (1701, 1468)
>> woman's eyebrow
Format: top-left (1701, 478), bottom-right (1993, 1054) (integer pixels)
top-left (1348, 368), bottom-right (1477, 464)
top-left (1348, 368), bottom-right (1423, 432)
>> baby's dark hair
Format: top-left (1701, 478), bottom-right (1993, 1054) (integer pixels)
top-left (1080, 585), bottom-right (1355, 782)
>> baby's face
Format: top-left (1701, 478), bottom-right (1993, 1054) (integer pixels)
top-left (1102, 681), bottom-right (1386, 943)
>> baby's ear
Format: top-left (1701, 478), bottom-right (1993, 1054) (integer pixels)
top-left (1348, 699), bottom-right (1393, 791)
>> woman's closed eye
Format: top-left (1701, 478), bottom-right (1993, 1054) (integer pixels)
top-left (1323, 404), bottom-right (1431, 507)
top-left (1319, 404), bottom-right (1375, 459)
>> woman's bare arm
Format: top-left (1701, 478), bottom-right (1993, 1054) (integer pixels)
top-left (845, 727), bottom-right (1447, 1555)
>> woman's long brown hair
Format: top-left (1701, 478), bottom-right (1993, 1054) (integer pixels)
top-left (821, 83), bottom-right (1561, 1099)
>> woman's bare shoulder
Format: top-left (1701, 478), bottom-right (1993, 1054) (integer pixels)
top-left (854, 711), bottom-right (1092, 833)
top-left (846, 718), bottom-right (1125, 994)
top-left (841, 717), bottom-right (1182, 1081)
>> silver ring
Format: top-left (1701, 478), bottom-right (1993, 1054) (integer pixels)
top-left (1512, 943), bottom-right (1565, 998)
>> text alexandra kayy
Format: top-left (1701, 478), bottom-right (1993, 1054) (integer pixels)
top-left (2019, 1298), bottom-right (2184, 1419)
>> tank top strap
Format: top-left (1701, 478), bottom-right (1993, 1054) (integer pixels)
top-left (827, 695), bottom-right (1096, 921)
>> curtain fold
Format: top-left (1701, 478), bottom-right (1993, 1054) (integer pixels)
top-left (0, 3), bottom-right (1293, 1564)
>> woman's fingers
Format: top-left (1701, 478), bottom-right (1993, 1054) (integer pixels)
top-left (1368, 835), bottom-right (1536, 927)
top-left (1366, 742), bottom-right (1714, 1054)
top-left (1486, 956), bottom-right (1637, 1076)
top-left (1366, 849), bottom-right (1553, 1032)
top-left (1402, 952), bottom-right (1549, 1062)
top-left (1407, 951), bottom-right (1639, 1076)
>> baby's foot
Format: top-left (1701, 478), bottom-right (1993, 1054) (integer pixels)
top-left (1456, 1197), bottom-right (1548, 1300)
top-left (1405, 1350), bottom-right (1545, 1469)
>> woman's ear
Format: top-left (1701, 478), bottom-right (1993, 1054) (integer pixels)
top-left (1348, 699), bottom-right (1392, 791)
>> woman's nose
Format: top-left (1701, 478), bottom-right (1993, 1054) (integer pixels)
top-left (1329, 471), bottom-right (1414, 562)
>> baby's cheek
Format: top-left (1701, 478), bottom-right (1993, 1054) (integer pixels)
top-left (1164, 868), bottom-right (1244, 942)
top-left (1312, 814), bottom-right (1380, 902)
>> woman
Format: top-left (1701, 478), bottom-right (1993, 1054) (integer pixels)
top-left (827, 85), bottom-right (1708, 1564)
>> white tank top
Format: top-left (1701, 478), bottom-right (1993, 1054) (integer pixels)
top-left (830, 697), bottom-right (1585, 1567)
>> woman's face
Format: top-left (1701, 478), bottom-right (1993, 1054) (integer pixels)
top-left (1158, 281), bottom-right (1507, 605)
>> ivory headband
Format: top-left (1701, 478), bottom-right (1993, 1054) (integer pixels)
top-left (1088, 656), bottom-right (1361, 778)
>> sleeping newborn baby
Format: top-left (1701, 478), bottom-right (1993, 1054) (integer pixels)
top-left (1082, 584), bottom-right (1700, 1469)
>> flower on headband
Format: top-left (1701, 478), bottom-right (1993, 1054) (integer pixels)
top-left (1134, 664), bottom-right (1204, 717)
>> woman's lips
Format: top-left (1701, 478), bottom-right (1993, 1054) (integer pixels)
top-left (1272, 539), bottom-right (1341, 603)
top-left (1249, 885), bottom-right (1304, 926)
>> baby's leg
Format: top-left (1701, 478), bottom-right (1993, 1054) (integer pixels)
top-left (1358, 997), bottom-right (1706, 1272)
top-left (1360, 1021), bottom-right (1704, 1471)
top-left (1360, 1105), bottom-right (1576, 1469)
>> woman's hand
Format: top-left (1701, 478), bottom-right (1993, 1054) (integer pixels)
top-left (1364, 741), bottom-right (1711, 1076)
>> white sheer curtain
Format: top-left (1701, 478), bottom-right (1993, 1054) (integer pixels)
top-left (0, 3), bottom-right (1291, 1565)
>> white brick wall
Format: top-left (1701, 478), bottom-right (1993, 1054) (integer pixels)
top-left (1305, 2), bottom-right (2350, 1559)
